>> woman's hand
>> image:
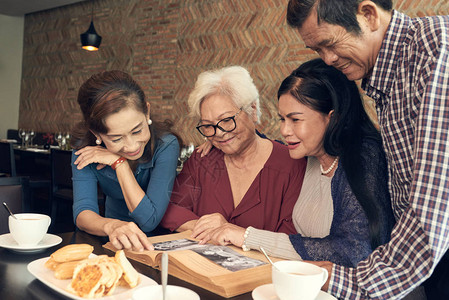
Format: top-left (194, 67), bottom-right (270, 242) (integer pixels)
top-left (74, 146), bottom-right (120, 170)
top-left (191, 213), bottom-right (228, 240)
top-left (104, 219), bottom-right (154, 252)
top-left (200, 223), bottom-right (246, 246)
top-left (196, 140), bottom-right (213, 157)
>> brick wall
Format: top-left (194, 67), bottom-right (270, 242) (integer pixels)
top-left (19, 0), bottom-right (449, 145)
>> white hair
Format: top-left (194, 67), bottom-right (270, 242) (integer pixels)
top-left (187, 66), bottom-right (261, 123)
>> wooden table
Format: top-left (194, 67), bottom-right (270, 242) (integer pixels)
top-left (0, 230), bottom-right (254, 300)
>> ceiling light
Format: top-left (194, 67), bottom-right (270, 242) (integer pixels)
top-left (80, 2), bottom-right (102, 51)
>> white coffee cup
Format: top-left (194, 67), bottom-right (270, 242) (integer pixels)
top-left (8, 213), bottom-right (51, 247)
top-left (272, 260), bottom-right (328, 300)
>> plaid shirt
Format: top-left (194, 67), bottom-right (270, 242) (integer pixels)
top-left (329, 10), bottom-right (449, 299)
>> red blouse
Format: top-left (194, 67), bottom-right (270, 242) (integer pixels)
top-left (160, 140), bottom-right (306, 234)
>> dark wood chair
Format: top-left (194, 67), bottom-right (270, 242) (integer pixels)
top-left (49, 149), bottom-right (74, 233)
top-left (13, 147), bottom-right (51, 213)
top-left (6, 129), bottom-right (19, 141)
top-left (0, 177), bottom-right (30, 234)
top-left (0, 142), bottom-right (16, 177)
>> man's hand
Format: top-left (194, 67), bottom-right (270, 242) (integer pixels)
top-left (304, 260), bottom-right (333, 291)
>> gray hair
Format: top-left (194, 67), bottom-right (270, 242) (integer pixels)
top-left (187, 66), bottom-right (261, 123)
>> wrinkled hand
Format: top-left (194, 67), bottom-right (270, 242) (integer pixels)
top-left (191, 213), bottom-right (228, 240)
top-left (200, 223), bottom-right (246, 246)
top-left (304, 260), bottom-right (333, 291)
top-left (74, 146), bottom-right (120, 170)
top-left (196, 140), bottom-right (213, 157)
top-left (104, 219), bottom-right (154, 252)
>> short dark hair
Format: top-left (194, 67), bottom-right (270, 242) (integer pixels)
top-left (286, 0), bottom-right (393, 34)
top-left (277, 58), bottom-right (386, 249)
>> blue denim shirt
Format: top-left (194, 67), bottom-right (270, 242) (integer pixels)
top-left (71, 134), bottom-right (179, 233)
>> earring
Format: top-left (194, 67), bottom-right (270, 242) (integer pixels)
top-left (148, 119), bottom-right (152, 125)
top-left (96, 139), bottom-right (101, 145)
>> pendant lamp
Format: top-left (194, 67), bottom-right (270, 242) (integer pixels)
top-left (80, 1), bottom-right (102, 51)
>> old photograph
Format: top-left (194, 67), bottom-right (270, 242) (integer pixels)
top-left (192, 245), bottom-right (266, 272)
top-left (153, 238), bottom-right (199, 251)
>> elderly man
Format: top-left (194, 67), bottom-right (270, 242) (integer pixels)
top-left (286, 0), bottom-right (449, 299)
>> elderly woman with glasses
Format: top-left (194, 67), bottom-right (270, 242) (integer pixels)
top-left (160, 66), bottom-right (306, 239)
top-left (197, 59), bottom-right (394, 268)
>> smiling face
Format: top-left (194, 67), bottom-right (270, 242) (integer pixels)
top-left (298, 9), bottom-right (378, 81)
top-left (199, 94), bottom-right (256, 155)
top-left (278, 93), bottom-right (330, 159)
top-left (98, 106), bottom-right (151, 160)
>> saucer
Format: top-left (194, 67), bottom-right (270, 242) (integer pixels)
top-left (0, 233), bottom-right (62, 253)
top-left (252, 284), bottom-right (337, 300)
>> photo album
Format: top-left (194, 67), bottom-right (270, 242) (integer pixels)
top-left (103, 231), bottom-right (283, 297)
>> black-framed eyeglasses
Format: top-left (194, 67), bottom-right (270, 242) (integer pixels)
top-left (196, 107), bottom-right (243, 137)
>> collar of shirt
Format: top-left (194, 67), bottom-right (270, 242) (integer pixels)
top-left (135, 136), bottom-right (172, 171)
top-left (362, 10), bottom-right (411, 105)
top-left (135, 159), bottom-right (152, 172)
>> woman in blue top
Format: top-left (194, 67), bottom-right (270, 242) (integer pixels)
top-left (70, 70), bottom-right (180, 251)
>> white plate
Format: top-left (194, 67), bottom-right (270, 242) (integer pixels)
top-left (132, 285), bottom-right (200, 300)
top-left (252, 283), bottom-right (337, 300)
top-left (0, 233), bottom-right (62, 253)
top-left (25, 148), bottom-right (49, 153)
top-left (0, 139), bottom-right (18, 143)
top-left (28, 256), bottom-right (158, 300)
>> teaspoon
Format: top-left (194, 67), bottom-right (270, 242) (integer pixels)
top-left (3, 202), bottom-right (17, 219)
top-left (161, 252), bottom-right (168, 300)
top-left (259, 246), bottom-right (280, 271)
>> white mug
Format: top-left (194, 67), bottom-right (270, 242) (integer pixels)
top-left (272, 260), bottom-right (328, 300)
top-left (8, 213), bottom-right (51, 247)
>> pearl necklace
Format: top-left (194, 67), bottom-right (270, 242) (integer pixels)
top-left (320, 157), bottom-right (339, 175)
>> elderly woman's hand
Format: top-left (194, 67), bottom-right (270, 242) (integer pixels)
top-left (104, 219), bottom-right (154, 252)
top-left (196, 140), bottom-right (213, 157)
top-left (191, 213), bottom-right (228, 240)
top-left (199, 223), bottom-right (246, 246)
top-left (74, 146), bottom-right (121, 170)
